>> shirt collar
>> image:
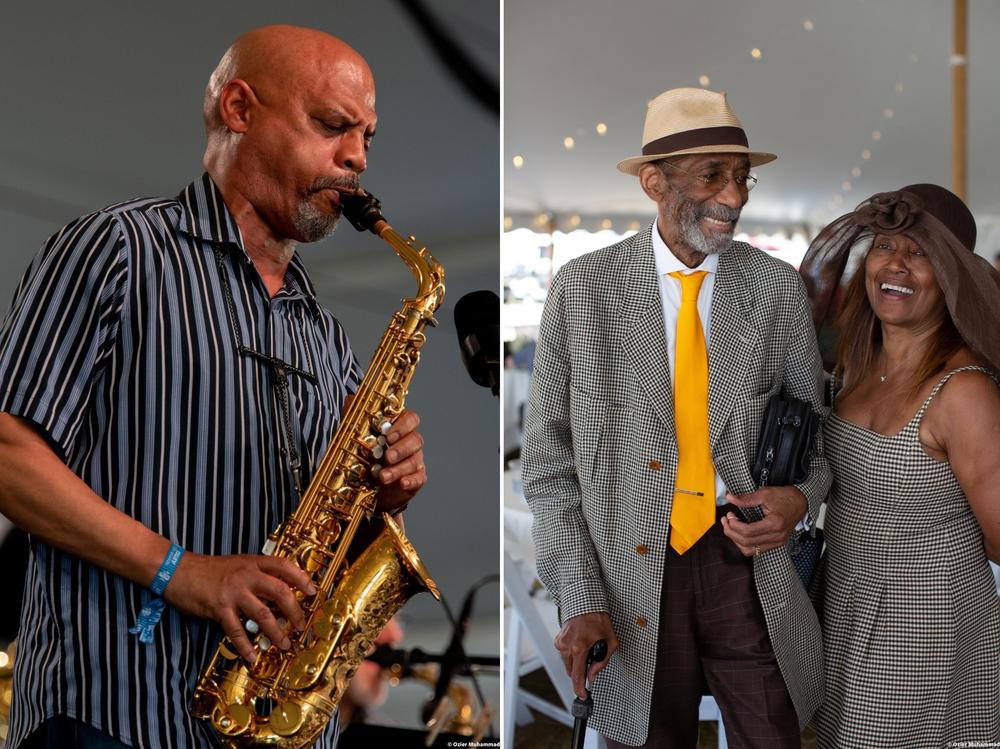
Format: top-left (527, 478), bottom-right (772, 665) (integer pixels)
top-left (177, 173), bottom-right (323, 319)
top-left (650, 217), bottom-right (720, 276)
top-left (176, 173), bottom-right (246, 249)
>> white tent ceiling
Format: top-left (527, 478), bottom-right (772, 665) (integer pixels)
top-left (505, 0), bottom-right (1000, 246)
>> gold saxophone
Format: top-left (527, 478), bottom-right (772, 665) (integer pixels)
top-left (192, 190), bottom-right (444, 747)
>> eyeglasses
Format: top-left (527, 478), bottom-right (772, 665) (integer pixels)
top-left (660, 161), bottom-right (758, 192)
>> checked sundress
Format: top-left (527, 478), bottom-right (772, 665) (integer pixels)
top-left (813, 366), bottom-right (1000, 748)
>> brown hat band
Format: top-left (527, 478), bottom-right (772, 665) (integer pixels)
top-left (641, 126), bottom-right (749, 157)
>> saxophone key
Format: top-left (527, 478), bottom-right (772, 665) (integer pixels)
top-left (346, 462), bottom-right (366, 484)
top-left (288, 648), bottom-right (328, 689)
top-left (268, 700), bottom-right (305, 737)
top-left (312, 600), bottom-right (345, 640)
top-left (214, 702), bottom-right (253, 736)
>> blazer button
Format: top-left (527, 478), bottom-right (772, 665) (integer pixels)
top-left (648, 460), bottom-right (662, 471)
top-left (636, 616), bottom-right (648, 628)
top-left (636, 544), bottom-right (648, 556)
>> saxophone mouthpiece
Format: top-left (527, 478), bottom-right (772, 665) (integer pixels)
top-left (341, 188), bottom-right (385, 234)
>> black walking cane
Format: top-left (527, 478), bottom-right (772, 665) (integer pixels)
top-left (570, 639), bottom-right (608, 749)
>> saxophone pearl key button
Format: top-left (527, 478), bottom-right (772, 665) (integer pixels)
top-left (380, 420), bottom-right (392, 435)
top-left (245, 620), bottom-right (259, 635)
top-left (372, 444), bottom-right (384, 459)
top-left (259, 636), bottom-right (271, 651)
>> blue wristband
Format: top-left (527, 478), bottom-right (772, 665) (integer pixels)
top-left (150, 543), bottom-right (184, 595)
top-left (129, 543), bottom-right (185, 644)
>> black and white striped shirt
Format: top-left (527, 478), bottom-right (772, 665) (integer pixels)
top-left (0, 174), bottom-right (362, 748)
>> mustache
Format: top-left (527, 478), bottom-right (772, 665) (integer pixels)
top-left (696, 203), bottom-right (741, 223)
top-left (308, 175), bottom-right (361, 194)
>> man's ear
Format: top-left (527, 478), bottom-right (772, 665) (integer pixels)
top-left (638, 162), bottom-right (668, 202)
top-left (217, 79), bottom-right (256, 134)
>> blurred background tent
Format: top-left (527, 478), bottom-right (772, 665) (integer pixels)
top-left (505, 0), bottom-right (998, 243)
top-left (0, 0), bottom-right (499, 738)
top-left (502, 2), bottom-right (999, 746)
top-left (503, 0), bottom-right (999, 450)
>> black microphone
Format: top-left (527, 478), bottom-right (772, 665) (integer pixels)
top-left (454, 290), bottom-right (500, 396)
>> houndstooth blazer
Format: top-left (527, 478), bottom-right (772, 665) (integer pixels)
top-left (521, 224), bottom-right (832, 745)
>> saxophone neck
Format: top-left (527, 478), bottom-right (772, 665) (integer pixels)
top-left (341, 189), bottom-right (445, 314)
top-left (376, 222), bottom-right (445, 309)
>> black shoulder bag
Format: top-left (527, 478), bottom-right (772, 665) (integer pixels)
top-left (743, 394), bottom-right (822, 587)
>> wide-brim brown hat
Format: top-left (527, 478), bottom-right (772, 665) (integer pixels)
top-left (616, 87), bottom-right (777, 175)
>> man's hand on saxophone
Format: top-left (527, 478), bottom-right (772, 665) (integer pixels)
top-left (165, 553), bottom-right (317, 665)
top-left (374, 408), bottom-right (427, 515)
top-left (163, 406), bottom-right (427, 664)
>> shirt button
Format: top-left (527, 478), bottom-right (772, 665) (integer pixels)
top-left (636, 616), bottom-right (648, 628)
top-left (636, 544), bottom-right (648, 556)
top-left (648, 460), bottom-right (662, 471)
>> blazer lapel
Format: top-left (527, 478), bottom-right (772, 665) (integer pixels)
top-left (621, 226), bottom-right (676, 434)
top-left (708, 246), bottom-right (760, 448)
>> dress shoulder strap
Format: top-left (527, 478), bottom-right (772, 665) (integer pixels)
top-left (913, 365), bottom-right (998, 425)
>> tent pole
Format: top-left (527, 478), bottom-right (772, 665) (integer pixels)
top-left (952, 0), bottom-right (968, 201)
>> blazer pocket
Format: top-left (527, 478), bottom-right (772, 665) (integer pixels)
top-left (569, 387), bottom-right (605, 488)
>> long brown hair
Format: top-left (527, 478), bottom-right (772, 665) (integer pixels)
top-left (835, 246), bottom-right (964, 397)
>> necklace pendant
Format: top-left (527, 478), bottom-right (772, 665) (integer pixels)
top-left (880, 375), bottom-right (887, 383)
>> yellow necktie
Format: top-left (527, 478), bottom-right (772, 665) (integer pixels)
top-left (668, 271), bottom-right (715, 554)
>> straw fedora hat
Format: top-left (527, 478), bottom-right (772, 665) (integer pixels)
top-left (616, 87), bottom-right (777, 175)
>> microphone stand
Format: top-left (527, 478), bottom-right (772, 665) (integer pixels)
top-left (423, 574), bottom-right (499, 741)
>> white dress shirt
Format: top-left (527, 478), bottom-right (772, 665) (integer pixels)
top-left (649, 219), bottom-right (728, 505)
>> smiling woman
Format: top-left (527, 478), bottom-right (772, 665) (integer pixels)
top-left (799, 183), bottom-right (1000, 748)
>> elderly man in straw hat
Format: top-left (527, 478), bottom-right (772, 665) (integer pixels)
top-left (522, 88), bottom-right (831, 748)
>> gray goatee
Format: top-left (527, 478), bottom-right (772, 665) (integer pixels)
top-left (675, 197), bottom-right (741, 256)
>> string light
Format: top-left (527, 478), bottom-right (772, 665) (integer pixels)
top-left (803, 19), bottom-right (814, 31)
top-left (841, 181), bottom-right (852, 192)
top-left (563, 136), bottom-right (575, 150)
top-left (628, 221), bottom-right (642, 231)
top-left (568, 214), bottom-right (581, 228)
top-left (504, 216), bottom-right (513, 230)
top-left (751, 48), bottom-right (762, 59)
top-left (871, 130), bottom-right (882, 141)
top-left (534, 213), bottom-right (550, 227)
top-left (851, 167), bottom-right (861, 178)
top-left (600, 218), bottom-right (613, 230)
top-left (512, 155), bottom-right (524, 169)
top-left (861, 148), bottom-right (872, 160)
top-left (595, 123), bottom-right (608, 135)
top-left (882, 108), bottom-right (894, 119)
top-left (699, 75), bottom-right (710, 86)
